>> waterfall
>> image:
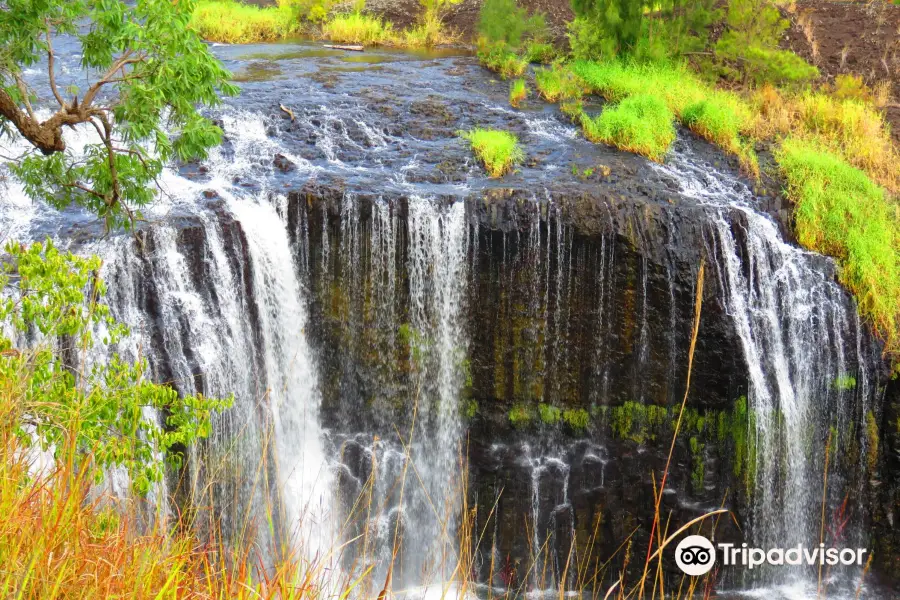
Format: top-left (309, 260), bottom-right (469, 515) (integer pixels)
top-left (657, 144), bottom-right (880, 588)
top-left (327, 196), bottom-right (470, 590)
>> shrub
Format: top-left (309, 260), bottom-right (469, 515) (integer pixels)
top-left (509, 78), bottom-right (527, 108)
top-left (460, 128), bottom-right (524, 177)
top-left (563, 408), bottom-right (590, 432)
top-left (403, 14), bottom-right (455, 47)
top-left (190, 0), bottom-right (299, 43)
top-left (538, 403), bottom-right (562, 425)
top-left (712, 0), bottom-right (818, 87)
top-left (322, 12), bottom-right (393, 44)
top-left (831, 74), bottom-right (874, 103)
top-left (282, 0), bottom-right (336, 23)
top-left (478, 43), bottom-right (528, 79)
top-left (479, 0), bottom-right (546, 48)
top-left (581, 93), bottom-right (676, 161)
top-left (776, 138), bottom-right (900, 359)
top-left (509, 403), bottom-right (533, 428)
top-left (523, 42), bottom-right (556, 64)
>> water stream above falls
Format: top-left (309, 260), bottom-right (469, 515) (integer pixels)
top-left (0, 40), bottom-right (890, 599)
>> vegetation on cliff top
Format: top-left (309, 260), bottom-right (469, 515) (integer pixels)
top-left (459, 128), bottom-right (524, 177)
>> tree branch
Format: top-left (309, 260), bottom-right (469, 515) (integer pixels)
top-left (45, 27), bottom-right (65, 108)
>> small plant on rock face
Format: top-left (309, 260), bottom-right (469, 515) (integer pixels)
top-left (538, 403), bottom-right (561, 425)
top-left (563, 408), bottom-right (590, 432)
top-left (509, 78), bottom-right (527, 108)
top-left (459, 128), bottom-right (524, 177)
top-left (509, 403), bottom-right (533, 428)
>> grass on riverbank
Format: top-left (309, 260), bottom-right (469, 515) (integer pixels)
top-left (321, 12), bottom-right (393, 44)
top-left (460, 128), bottom-right (524, 177)
top-left (191, 0), bottom-right (300, 43)
top-left (191, 1), bottom-right (455, 48)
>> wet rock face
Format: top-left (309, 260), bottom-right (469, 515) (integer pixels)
top-left (289, 185), bottom-right (748, 427)
top-left (287, 185), bottom-right (751, 585)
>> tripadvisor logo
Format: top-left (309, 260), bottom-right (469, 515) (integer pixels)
top-left (673, 534), bottom-right (869, 576)
top-left (675, 535), bottom-right (716, 576)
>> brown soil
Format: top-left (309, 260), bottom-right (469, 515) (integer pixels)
top-left (782, 0), bottom-right (900, 143)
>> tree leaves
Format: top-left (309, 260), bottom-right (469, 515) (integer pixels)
top-left (0, 240), bottom-right (232, 495)
top-left (0, 0), bottom-right (238, 230)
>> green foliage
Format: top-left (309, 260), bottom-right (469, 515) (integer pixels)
top-left (0, 241), bottom-right (230, 494)
top-left (478, 44), bottom-right (528, 79)
top-left (462, 399), bottom-right (479, 419)
top-left (562, 408), bottom-right (590, 432)
top-left (509, 403), bottom-right (533, 428)
top-left (866, 410), bottom-right (879, 472)
top-left (1, 0), bottom-right (237, 230)
top-left (568, 0), bottom-right (718, 61)
top-left (572, 60), bottom-right (756, 171)
top-left (681, 92), bottom-right (756, 168)
top-left (322, 13), bottom-right (393, 44)
top-left (716, 35), bottom-right (819, 86)
top-left (570, 0), bottom-right (644, 58)
top-left (190, 1), bottom-right (300, 42)
top-left (478, 0), bottom-right (546, 48)
top-left (459, 128), bottom-right (524, 177)
top-left (712, 0), bottom-right (817, 86)
top-left (535, 65), bottom-right (586, 103)
top-left (538, 403), bottom-right (561, 425)
top-left (581, 93), bottom-right (675, 161)
top-left (285, 0), bottom-right (337, 23)
top-left (689, 436), bottom-right (705, 492)
top-left (509, 78), bottom-right (527, 108)
top-left (610, 401), bottom-right (668, 444)
top-left (523, 42), bottom-right (557, 64)
top-left (833, 375), bottom-right (857, 391)
top-left (776, 139), bottom-right (899, 360)
top-left (398, 323), bottom-right (429, 367)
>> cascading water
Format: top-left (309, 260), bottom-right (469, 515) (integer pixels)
top-left (656, 143), bottom-right (881, 593)
top-left (1, 39), bottom-right (890, 600)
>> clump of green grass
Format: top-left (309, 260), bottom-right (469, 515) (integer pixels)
top-left (682, 91), bottom-right (757, 174)
top-left (509, 78), bottom-right (527, 108)
top-left (581, 93), bottom-right (675, 162)
top-left (571, 59), bottom-right (758, 170)
top-left (322, 12), bottom-right (393, 44)
top-left (776, 138), bottom-right (900, 359)
top-left (478, 44), bottom-right (528, 79)
top-left (190, 0), bottom-right (299, 43)
top-left (534, 64), bottom-right (586, 103)
top-left (459, 128), bottom-right (524, 177)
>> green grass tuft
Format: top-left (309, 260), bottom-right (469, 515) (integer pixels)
top-left (459, 128), bottom-right (524, 177)
top-left (776, 138), bottom-right (900, 359)
top-left (509, 78), bottom-right (527, 108)
top-left (534, 65), bottom-right (586, 103)
top-left (478, 44), bottom-right (528, 79)
top-left (581, 93), bottom-right (675, 161)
